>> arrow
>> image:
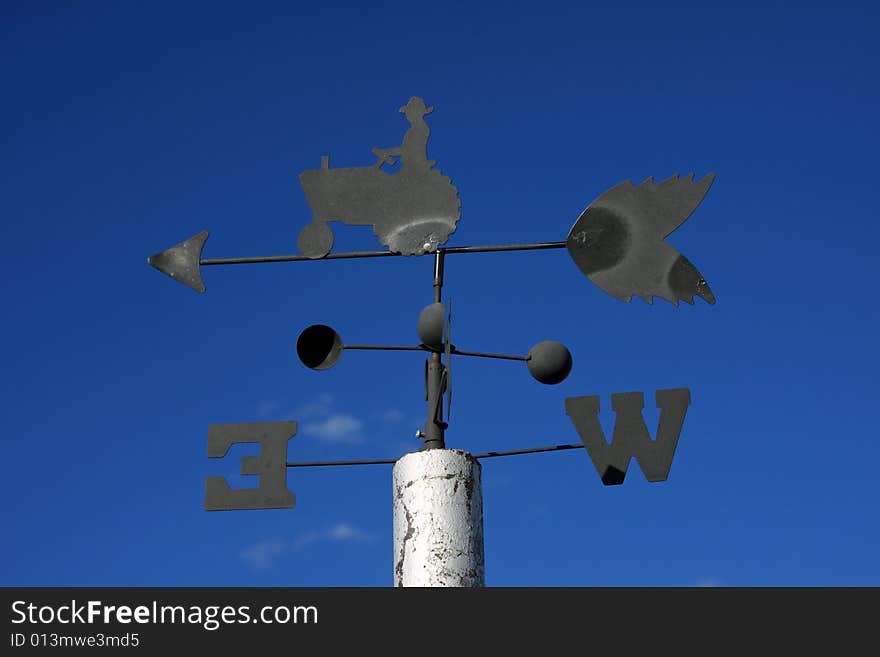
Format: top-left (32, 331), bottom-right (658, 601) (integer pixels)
top-left (566, 173), bottom-right (716, 305)
top-left (147, 236), bottom-right (566, 293)
top-left (147, 174), bottom-right (716, 305)
top-left (147, 230), bottom-right (209, 293)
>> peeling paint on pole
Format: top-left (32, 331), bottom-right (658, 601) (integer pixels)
top-left (393, 449), bottom-right (484, 587)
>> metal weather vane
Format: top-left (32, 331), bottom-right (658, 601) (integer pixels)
top-left (148, 96), bottom-right (715, 513)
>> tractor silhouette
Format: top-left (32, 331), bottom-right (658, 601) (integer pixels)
top-left (297, 97), bottom-right (461, 258)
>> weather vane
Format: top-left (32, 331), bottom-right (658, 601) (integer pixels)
top-left (148, 96), bottom-right (715, 585)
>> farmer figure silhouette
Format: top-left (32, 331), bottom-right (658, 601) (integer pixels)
top-left (297, 96), bottom-right (460, 258)
top-left (371, 97), bottom-right (437, 174)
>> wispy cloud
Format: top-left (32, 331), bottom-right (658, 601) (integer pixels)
top-left (301, 413), bottom-right (364, 444)
top-left (381, 408), bottom-right (405, 423)
top-left (329, 523), bottom-right (367, 540)
top-left (292, 523), bottom-right (371, 551)
top-left (256, 393), bottom-right (333, 422)
top-left (296, 393), bottom-right (334, 419)
top-left (256, 394), bottom-right (364, 444)
top-left (239, 523), bottom-right (371, 571)
top-left (240, 539), bottom-right (287, 571)
top-left (256, 400), bottom-right (281, 419)
top-left (256, 396), bottom-right (419, 447)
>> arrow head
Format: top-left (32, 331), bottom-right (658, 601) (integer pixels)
top-left (147, 230), bottom-right (209, 293)
top-left (566, 174), bottom-right (715, 306)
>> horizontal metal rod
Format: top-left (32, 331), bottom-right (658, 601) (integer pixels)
top-left (442, 241), bottom-right (566, 255)
top-left (200, 241), bottom-right (566, 266)
top-left (342, 344), bottom-right (528, 361)
top-left (285, 443), bottom-right (585, 468)
top-left (286, 457), bottom-right (398, 468)
top-left (201, 250), bottom-right (396, 266)
top-left (344, 344), bottom-right (426, 352)
top-left (452, 347), bottom-right (528, 362)
top-left (473, 443), bottom-right (584, 459)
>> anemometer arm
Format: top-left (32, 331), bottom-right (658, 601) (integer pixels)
top-left (452, 348), bottom-right (528, 362)
top-left (342, 343), bottom-right (528, 362)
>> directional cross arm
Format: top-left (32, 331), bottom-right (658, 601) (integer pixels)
top-left (147, 235), bottom-right (568, 293)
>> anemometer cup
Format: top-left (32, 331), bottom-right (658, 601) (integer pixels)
top-left (297, 324), bottom-right (344, 370)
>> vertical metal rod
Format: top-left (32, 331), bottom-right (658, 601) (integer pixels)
top-left (423, 251), bottom-right (447, 450)
top-left (433, 249), bottom-right (445, 303)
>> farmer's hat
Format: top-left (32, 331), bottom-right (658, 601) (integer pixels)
top-left (399, 96), bottom-right (433, 115)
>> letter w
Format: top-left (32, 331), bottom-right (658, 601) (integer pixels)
top-left (564, 389), bottom-right (690, 485)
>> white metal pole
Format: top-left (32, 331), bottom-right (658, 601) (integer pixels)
top-left (393, 448), bottom-right (485, 587)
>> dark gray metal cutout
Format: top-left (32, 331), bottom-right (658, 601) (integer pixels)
top-left (297, 97), bottom-right (461, 258)
top-left (417, 302), bottom-right (445, 349)
top-left (566, 174), bottom-right (715, 305)
top-left (297, 324), bottom-right (344, 370)
top-left (205, 421), bottom-right (297, 510)
top-left (526, 341), bottom-right (572, 385)
top-left (564, 388), bottom-right (690, 485)
top-left (147, 230), bottom-right (209, 293)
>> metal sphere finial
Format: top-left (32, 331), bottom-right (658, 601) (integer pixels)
top-left (417, 302), bottom-right (445, 349)
top-left (526, 341), bottom-right (572, 385)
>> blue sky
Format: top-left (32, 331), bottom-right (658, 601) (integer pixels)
top-left (2, 1), bottom-right (877, 586)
